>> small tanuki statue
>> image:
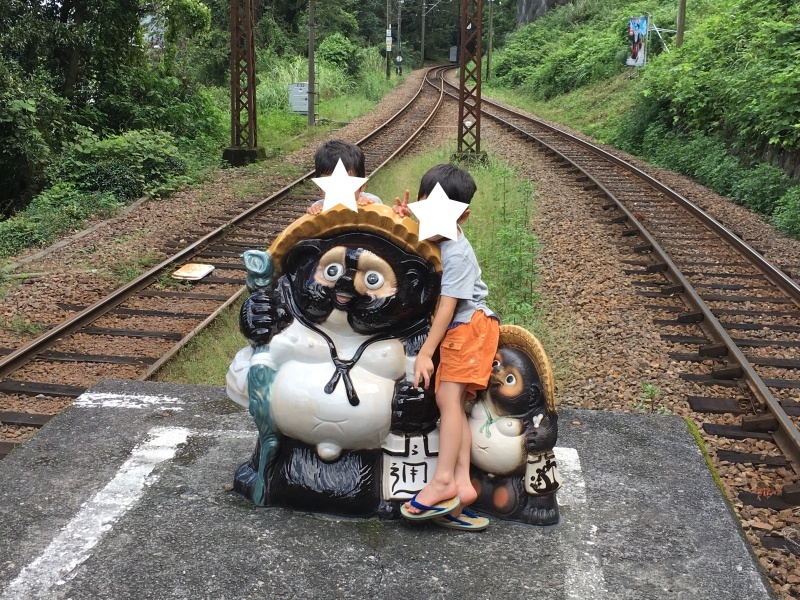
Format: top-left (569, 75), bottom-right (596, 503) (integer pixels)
top-left (226, 203), bottom-right (560, 524)
top-left (468, 325), bottom-right (560, 524)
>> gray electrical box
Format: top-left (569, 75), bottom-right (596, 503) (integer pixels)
top-left (289, 82), bottom-right (309, 113)
top-left (449, 46), bottom-right (458, 63)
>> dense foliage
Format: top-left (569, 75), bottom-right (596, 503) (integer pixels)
top-left (5, 0), bottom-right (509, 258)
top-left (492, 0), bottom-right (678, 97)
top-left (491, 0), bottom-right (800, 237)
top-left (0, 0), bottom-right (221, 217)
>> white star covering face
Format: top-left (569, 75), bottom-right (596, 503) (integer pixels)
top-left (409, 182), bottom-right (467, 241)
top-left (312, 158), bottom-right (369, 212)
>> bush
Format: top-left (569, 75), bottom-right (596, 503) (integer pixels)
top-left (0, 183), bottom-right (119, 258)
top-left (49, 129), bottom-right (188, 202)
top-left (96, 70), bottom-right (226, 145)
top-left (318, 33), bottom-right (360, 77)
top-left (731, 162), bottom-right (791, 214)
top-left (634, 124), bottom-right (797, 223)
top-left (25, 183), bottom-right (120, 232)
top-left (357, 47), bottom-right (395, 102)
top-left (0, 217), bottom-right (42, 258)
top-left (492, 1), bottom-right (672, 98)
top-left (0, 60), bottom-right (66, 215)
top-left (255, 54), bottom-right (352, 112)
top-left (773, 186), bottom-right (800, 238)
top-left (626, 1), bottom-right (800, 156)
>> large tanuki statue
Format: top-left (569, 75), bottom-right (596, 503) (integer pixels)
top-left (227, 203), bottom-right (560, 523)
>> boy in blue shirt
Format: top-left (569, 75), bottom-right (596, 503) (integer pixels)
top-left (397, 164), bottom-right (499, 531)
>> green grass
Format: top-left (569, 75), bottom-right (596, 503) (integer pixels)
top-left (369, 145), bottom-right (544, 333)
top-left (0, 271), bottom-right (29, 300)
top-left (484, 72), bottom-right (634, 143)
top-left (0, 315), bottom-right (44, 335)
top-left (318, 95), bottom-right (382, 123)
top-left (0, 314), bottom-right (44, 336)
top-left (152, 296), bottom-right (247, 386)
top-left (103, 253), bottom-right (162, 285)
top-left (257, 110), bottom-right (309, 153)
top-left (155, 142), bottom-right (547, 385)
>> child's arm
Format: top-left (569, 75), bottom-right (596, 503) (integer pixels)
top-left (413, 295), bottom-right (458, 389)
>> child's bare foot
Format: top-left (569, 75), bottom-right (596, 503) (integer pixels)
top-left (455, 481), bottom-right (478, 510)
top-left (404, 480), bottom-right (458, 514)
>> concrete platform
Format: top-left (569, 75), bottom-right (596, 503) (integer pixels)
top-left (0, 379), bottom-right (774, 600)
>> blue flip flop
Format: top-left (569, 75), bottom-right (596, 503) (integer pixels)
top-left (433, 508), bottom-right (490, 531)
top-left (400, 495), bottom-right (461, 521)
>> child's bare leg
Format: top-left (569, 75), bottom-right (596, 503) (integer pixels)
top-left (453, 414), bottom-right (477, 511)
top-left (404, 382), bottom-right (465, 513)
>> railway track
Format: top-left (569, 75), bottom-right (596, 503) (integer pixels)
top-left (0, 65), bottom-right (449, 460)
top-left (432, 74), bottom-right (800, 566)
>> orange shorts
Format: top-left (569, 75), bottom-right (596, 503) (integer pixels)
top-left (435, 311), bottom-right (500, 401)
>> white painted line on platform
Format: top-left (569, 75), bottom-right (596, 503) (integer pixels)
top-left (554, 446), bottom-right (609, 599)
top-left (553, 446), bottom-right (586, 507)
top-left (1, 426), bottom-right (189, 600)
top-left (73, 392), bottom-right (184, 411)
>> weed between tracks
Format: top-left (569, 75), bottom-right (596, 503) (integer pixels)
top-left (0, 314), bottom-right (44, 336)
top-left (634, 381), bottom-right (671, 415)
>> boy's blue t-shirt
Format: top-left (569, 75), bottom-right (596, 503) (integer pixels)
top-left (439, 232), bottom-right (495, 325)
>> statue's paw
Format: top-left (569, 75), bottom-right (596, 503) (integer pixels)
top-left (391, 381), bottom-right (438, 433)
top-left (240, 289), bottom-right (292, 345)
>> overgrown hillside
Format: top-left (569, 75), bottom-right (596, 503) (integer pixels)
top-left (489, 0), bottom-right (800, 237)
top-left (0, 1), bottom-right (406, 258)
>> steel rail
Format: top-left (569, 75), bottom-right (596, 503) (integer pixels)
top-left (139, 66), bottom-right (448, 380)
top-left (0, 66), bottom-right (448, 382)
top-left (441, 75), bottom-right (800, 306)
top-left (438, 75), bottom-right (800, 468)
top-left (359, 66), bottom-right (447, 174)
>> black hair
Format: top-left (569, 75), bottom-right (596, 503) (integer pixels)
top-left (417, 163), bottom-right (477, 205)
top-left (314, 139), bottom-right (367, 178)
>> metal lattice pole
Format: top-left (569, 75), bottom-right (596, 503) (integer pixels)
top-left (456, 0), bottom-right (484, 159)
top-left (224, 0), bottom-right (265, 165)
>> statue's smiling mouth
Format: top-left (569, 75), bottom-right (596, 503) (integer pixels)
top-left (335, 293), bottom-right (353, 306)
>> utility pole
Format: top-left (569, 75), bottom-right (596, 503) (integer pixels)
top-left (420, 0), bottom-right (426, 68)
top-left (396, 0), bottom-right (403, 73)
top-left (456, 0), bottom-right (485, 162)
top-left (676, 0), bottom-right (686, 48)
top-left (385, 0), bottom-right (391, 79)
top-left (224, 0), bottom-right (265, 166)
top-left (486, 0), bottom-right (493, 80)
top-left (308, 0), bottom-right (315, 126)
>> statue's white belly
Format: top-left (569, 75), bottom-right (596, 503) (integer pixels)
top-left (271, 362), bottom-right (395, 450)
top-left (468, 402), bottom-right (525, 475)
top-left (268, 318), bottom-right (406, 453)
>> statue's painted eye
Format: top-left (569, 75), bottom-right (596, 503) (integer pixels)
top-left (324, 263), bottom-right (344, 282)
top-left (364, 270), bottom-right (384, 290)
top-left (504, 374), bottom-right (516, 386)
top-left (492, 359), bottom-right (500, 369)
